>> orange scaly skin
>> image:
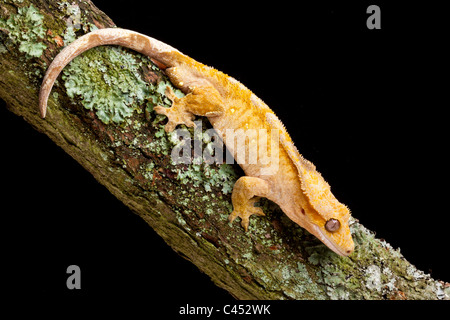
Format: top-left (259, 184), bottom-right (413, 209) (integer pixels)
top-left (39, 28), bottom-right (354, 256)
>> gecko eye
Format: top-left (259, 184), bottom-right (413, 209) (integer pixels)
top-left (325, 219), bottom-right (340, 232)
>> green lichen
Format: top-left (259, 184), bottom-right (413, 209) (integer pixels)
top-left (63, 26), bottom-right (76, 46)
top-left (59, 2), bottom-right (82, 45)
top-left (0, 43), bottom-right (7, 54)
top-left (65, 3), bottom-right (82, 28)
top-left (146, 112), bottom-right (239, 195)
top-left (239, 249), bottom-right (325, 299)
top-left (143, 162), bottom-right (154, 180)
top-left (165, 127), bottom-right (238, 194)
top-left (0, 5), bottom-right (47, 58)
top-left (301, 220), bottom-right (448, 299)
top-left (173, 162), bottom-right (238, 195)
top-left (304, 222), bottom-right (388, 299)
top-left (62, 46), bottom-right (150, 124)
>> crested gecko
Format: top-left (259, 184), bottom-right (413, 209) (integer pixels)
top-left (39, 28), bottom-right (354, 256)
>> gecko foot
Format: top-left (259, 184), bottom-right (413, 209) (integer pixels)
top-left (154, 86), bottom-right (196, 132)
top-left (228, 197), bottom-right (265, 232)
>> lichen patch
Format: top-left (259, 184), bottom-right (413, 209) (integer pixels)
top-left (0, 4), bottom-right (47, 58)
top-left (62, 46), bottom-right (150, 124)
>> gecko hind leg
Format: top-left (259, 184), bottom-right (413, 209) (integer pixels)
top-left (229, 176), bottom-right (269, 231)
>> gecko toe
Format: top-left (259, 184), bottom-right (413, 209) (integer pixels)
top-left (164, 120), bottom-right (178, 132)
top-left (228, 210), bottom-right (250, 231)
top-left (228, 210), bottom-right (238, 223)
top-left (250, 206), bottom-right (265, 216)
top-left (184, 118), bottom-right (196, 128)
top-left (228, 201), bottom-right (265, 232)
top-left (154, 105), bottom-right (168, 116)
top-left (164, 86), bottom-right (178, 101)
top-left (240, 216), bottom-right (250, 232)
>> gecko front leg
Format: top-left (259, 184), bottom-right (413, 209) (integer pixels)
top-left (154, 86), bottom-right (196, 132)
top-left (154, 68), bottom-right (224, 132)
top-left (229, 176), bottom-right (269, 231)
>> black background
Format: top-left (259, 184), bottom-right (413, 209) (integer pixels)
top-left (1, 0), bottom-right (447, 307)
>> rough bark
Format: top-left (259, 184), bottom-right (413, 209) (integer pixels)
top-left (0, 0), bottom-right (448, 300)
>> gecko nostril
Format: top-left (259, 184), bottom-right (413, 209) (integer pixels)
top-left (301, 208), bottom-right (305, 215)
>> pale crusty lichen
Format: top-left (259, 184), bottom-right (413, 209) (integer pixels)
top-left (365, 265), bottom-right (382, 292)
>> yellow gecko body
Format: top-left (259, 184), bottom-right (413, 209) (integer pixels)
top-left (39, 28), bottom-right (354, 256)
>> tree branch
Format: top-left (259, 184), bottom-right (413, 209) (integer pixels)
top-left (0, 0), bottom-right (448, 300)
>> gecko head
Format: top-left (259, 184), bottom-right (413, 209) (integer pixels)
top-left (286, 200), bottom-right (354, 257)
top-left (288, 162), bottom-right (355, 256)
top-left (304, 203), bottom-right (354, 257)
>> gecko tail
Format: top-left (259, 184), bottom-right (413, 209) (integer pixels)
top-left (39, 28), bottom-right (180, 118)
